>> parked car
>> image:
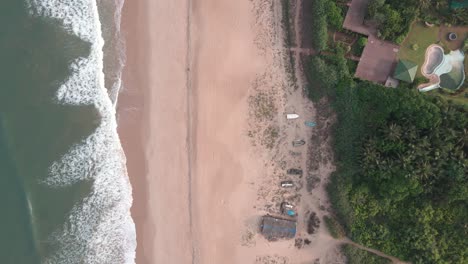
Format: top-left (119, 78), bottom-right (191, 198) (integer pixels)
top-left (287, 169), bottom-right (303, 176)
top-left (280, 181), bottom-right (294, 188)
top-left (292, 139), bottom-right (305, 147)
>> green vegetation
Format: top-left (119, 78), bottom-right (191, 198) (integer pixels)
top-left (367, 0), bottom-right (468, 43)
top-left (304, 52), bottom-right (468, 263)
top-left (323, 215), bottom-right (345, 238)
top-left (367, 0), bottom-right (418, 42)
top-left (303, 46), bottom-right (350, 101)
top-left (327, 81), bottom-right (468, 263)
top-left (342, 244), bottom-right (391, 264)
top-left (429, 86), bottom-right (468, 106)
top-left (310, 0), bottom-right (328, 51)
top-left (325, 0), bottom-right (344, 31)
top-left (398, 22), bottom-right (439, 77)
top-left (280, 0), bottom-right (298, 89)
top-left (419, 0), bottom-right (468, 25)
top-left (349, 36), bottom-right (367, 57)
top-left (281, 0), bottom-right (293, 47)
top-left (302, 1), bottom-right (468, 263)
top-left (357, 37), bottom-right (367, 50)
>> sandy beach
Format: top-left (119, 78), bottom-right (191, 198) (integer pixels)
top-left (119, 0), bottom-right (342, 263)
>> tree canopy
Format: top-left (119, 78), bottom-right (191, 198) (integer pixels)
top-left (328, 81), bottom-right (468, 263)
top-left (366, 0), bottom-right (468, 42)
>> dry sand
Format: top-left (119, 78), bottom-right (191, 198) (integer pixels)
top-left (119, 0), bottom-right (343, 263)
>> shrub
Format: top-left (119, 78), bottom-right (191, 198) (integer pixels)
top-left (311, 0), bottom-right (328, 51)
top-left (324, 215), bottom-right (346, 238)
top-left (411, 43), bottom-right (419, 51)
top-left (367, 0), bottom-right (385, 18)
top-left (325, 0), bottom-right (344, 30)
top-left (357, 37), bottom-right (367, 48)
top-left (395, 35), bottom-right (406, 44)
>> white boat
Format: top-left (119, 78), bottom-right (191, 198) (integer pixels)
top-left (286, 114), bottom-right (299, 119)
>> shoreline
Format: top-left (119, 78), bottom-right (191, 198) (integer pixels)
top-left (118, 0), bottom-right (149, 263)
top-left (119, 0), bottom-right (193, 263)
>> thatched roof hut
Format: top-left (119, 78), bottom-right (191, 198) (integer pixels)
top-left (260, 215), bottom-right (296, 241)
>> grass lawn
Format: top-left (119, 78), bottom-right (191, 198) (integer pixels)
top-left (398, 21), bottom-right (440, 77)
top-left (428, 88), bottom-right (468, 106)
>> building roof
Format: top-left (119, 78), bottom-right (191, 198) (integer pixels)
top-left (343, 0), bottom-right (374, 36)
top-left (355, 36), bottom-right (399, 83)
top-left (260, 216), bottom-right (296, 241)
top-left (393, 60), bottom-right (418, 83)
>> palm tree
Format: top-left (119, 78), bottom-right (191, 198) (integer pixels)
top-left (457, 128), bottom-right (467, 148)
top-left (419, 0), bottom-right (431, 11)
top-left (417, 161), bottom-right (433, 181)
top-left (385, 123), bottom-right (402, 142)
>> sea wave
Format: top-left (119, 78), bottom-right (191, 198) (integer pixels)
top-left (26, 0), bottom-right (136, 263)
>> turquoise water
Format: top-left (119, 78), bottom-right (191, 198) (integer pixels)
top-left (0, 0), bottom-right (135, 263)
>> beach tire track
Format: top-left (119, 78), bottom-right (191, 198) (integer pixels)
top-left (185, 0), bottom-right (197, 263)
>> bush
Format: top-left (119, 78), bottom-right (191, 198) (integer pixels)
top-left (413, 76), bottom-right (427, 87)
top-left (411, 43), bottom-right (419, 51)
top-left (367, 0), bottom-right (385, 18)
top-left (346, 59), bottom-right (358, 74)
top-left (325, 0), bottom-right (344, 30)
top-left (353, 37), bottom-right (368, 55)
top-left (311, 0), bottom-right (328, 51)
top-left (357, 37), bottom-right (367, 48)
top-left (395, 35), bottom-right (406, 44)
top-left (324, 215), bottom-right (346, 238)
top-left (329, 82), bottom-right (468, 263)
top-left (367, 0), bottom-right (418, 43)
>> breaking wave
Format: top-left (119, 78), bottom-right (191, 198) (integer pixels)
top-left (26, 0), bottom-right (136, 263)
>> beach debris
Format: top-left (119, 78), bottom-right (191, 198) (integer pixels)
top-left (304, 121), bottom-right (317, 127)
top-left (286, 113), bottom-right (299, 119)
top-left (307, 211), bottom-right (321, 235)
top-left (281, 202), bottom-right (296, 217)
top-left (280, 180), bottom-right (294, 188)
top-left (292, 139), bottom-right (306, 147)
top-left (289, 151), bottom-right (302, 156)
top-left (241, 229), bottom-right (256, 247)
top-left (294, 238), bottom-right (304, 249)
top-left (306, 175), bottom-right (321, 193)
top-left (255, 255), bottom-right (289, 264)
top-left (287, 168), bottom-right (303, 176)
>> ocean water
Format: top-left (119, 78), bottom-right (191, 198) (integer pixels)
top-left (0, 0), bottom-right (136, 263)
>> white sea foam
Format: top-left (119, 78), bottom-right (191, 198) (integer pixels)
top-left (26, 0), bottom-right (136, 263)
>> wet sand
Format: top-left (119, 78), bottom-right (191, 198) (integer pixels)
top-left (119, 0), bottom-right (192, 263)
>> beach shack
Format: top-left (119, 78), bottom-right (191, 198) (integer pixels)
top-left (260, 215), bottom-right (297, 241)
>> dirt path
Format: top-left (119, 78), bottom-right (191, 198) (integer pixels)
top-left (341, 238), bottom-right (411, 264)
